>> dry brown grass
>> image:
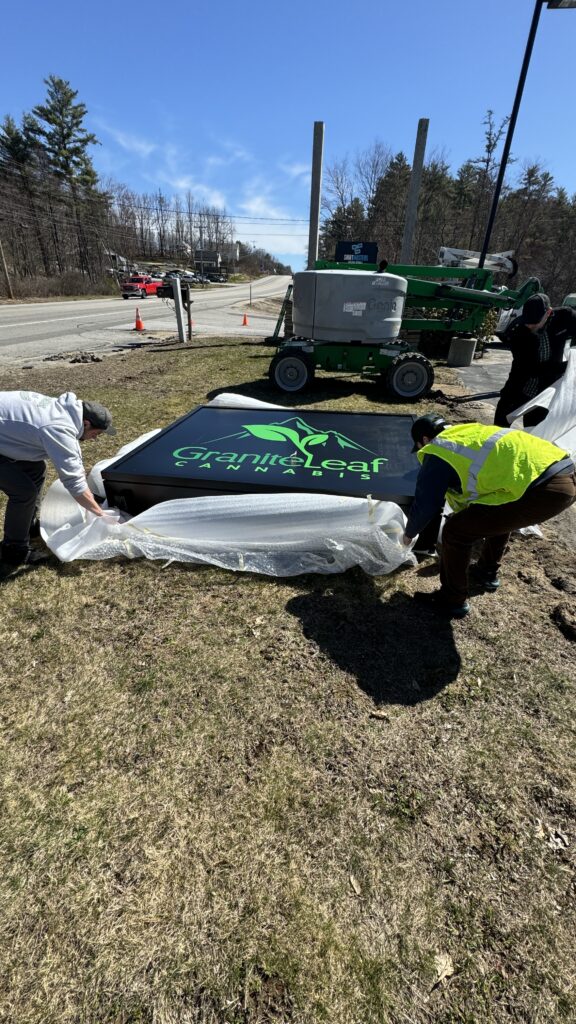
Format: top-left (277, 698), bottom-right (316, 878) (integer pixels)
top-left (0, 340), bottom-right (575, 1023)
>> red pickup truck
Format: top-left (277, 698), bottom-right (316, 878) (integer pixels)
top-left (121, 275), bottom-right (161, 299)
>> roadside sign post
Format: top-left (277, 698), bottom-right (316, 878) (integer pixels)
top-left (171, 278), bottom-right (186, 343)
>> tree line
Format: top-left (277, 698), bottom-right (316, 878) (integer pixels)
top-left (320, 112), bottom-right (576, 304)
top-left (0, 76), bottom-right (288, 299)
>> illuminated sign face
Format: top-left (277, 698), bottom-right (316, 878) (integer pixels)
top-left (102, 406), bottom-right (418, 514)
top-left (172, 414), bottom-right (389, 482)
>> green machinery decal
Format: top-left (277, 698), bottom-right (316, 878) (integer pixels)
top-left (172, 416), bottom-right (388, 481)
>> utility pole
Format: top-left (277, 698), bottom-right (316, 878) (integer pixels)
top-left (307, 121), bottom-right (325, 269)
top-left (199, 222), bottom-right (205, 286)
top-left (0, 235), bottom-right (14, 300)
top-left (478, 0), bottom-right (543, 268)
top-left (400, 118), bottom-right (429, 265)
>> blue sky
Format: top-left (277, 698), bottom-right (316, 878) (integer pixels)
top-left (2, 0), bottom-right (576, 271)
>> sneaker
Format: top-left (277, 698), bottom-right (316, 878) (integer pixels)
top-left (1, 544), bottom-right (50, 567)
top-left (413, 545), bottom-right (438, 559)
top-left (413, 590), bottom-right (470, 619)
top-left (471, 564), bottom-right (500, 591)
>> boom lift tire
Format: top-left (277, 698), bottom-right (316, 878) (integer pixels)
top-left (384, 351), bottom-right (434, 400)
top-left (269, 351), bottom-right (315, 393)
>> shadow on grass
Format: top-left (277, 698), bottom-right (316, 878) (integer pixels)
top-left (206, 373), bottom-right (441, 412)
top-left (286, 573), bottom-right (461, 706)
top-left (0, 554), bottom-right (83, 584)
top-left (206, 375), bottom-right (382, 407)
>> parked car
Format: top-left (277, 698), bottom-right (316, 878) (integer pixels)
top-left (121, 275), bottom-right (161, 299)
top-left (562, 293), bottom-right (576, 310)
top-left (495, 307), bottom-right (520, 341)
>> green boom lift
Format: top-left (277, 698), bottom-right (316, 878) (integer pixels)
top-left (267, 258), bottom-right (540, 399)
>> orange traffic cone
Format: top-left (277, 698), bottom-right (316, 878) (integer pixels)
top-left (242, 313), bottom-right (249, 327)
top-left (134, 307), bottom-right (145, 332)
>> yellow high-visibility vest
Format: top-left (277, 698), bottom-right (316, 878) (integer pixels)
top-left (418, 424), bottom-right (570, 513)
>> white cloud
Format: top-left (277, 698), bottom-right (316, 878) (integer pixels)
top-left (280, 161), bottom-right (311, 181)
top-left (205, 155), bottom-right (227, 169)
top-left (238, 186), bottom-right (289, 221)
top-left (234, 182), bottom-right (308, 256)
top-left (94, 119), bottom-right (156, 158)
top-left (215, 139), bottom-right (253, 163)
top-left (160, 173), bottom-right (227, 209)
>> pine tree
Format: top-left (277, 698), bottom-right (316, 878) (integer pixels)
top-left (31, 76), bottom-right (101, 276)
top-left (0, 114), bottom-right (52, 275)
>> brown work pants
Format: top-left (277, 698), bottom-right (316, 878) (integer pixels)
top-left (440, 471), bottom-right (576, 604)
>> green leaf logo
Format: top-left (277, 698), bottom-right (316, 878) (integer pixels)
top-left (242, 424), bottom-right (301, 445)
top-left (304, 432), bottom-right (329, 447)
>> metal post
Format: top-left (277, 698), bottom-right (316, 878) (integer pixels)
top-left (171, 277), bottom-right (186, 343)
top-left (478, 0), bottom-right (544, 267)
top-left (307, 121), bottom-right (325, 269)
top-left (400, 118), bottom-right (429, 264)
top-left (0, 235), bottom-right (14, 300)
top-left (185, 283), bottom-right (192, 341)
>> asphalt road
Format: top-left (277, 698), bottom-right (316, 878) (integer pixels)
top-left (0, 276), bottom-right (291, 365)
top-left (454, 342), bottom-right (512, 409)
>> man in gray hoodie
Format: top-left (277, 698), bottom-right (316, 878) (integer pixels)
top-left (0, 390), bottom-right (116, 566)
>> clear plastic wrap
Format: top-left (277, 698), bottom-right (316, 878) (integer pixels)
top-left (40, 394), bottom-right (417, 576)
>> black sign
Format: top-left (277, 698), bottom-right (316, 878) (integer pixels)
top-left (334, 241), bottom-right (378, 264)
top-left (103, 405), bottom-right (419, 515)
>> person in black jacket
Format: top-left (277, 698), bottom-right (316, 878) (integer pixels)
top-left (494, 293), bottom-right (576, 428)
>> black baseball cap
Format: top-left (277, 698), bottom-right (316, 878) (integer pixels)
top-left (82, 400), bottom-right (117, 435)
top-left (519, 293), bottom-right (551, 325)
top-left (411, 413), bottom-right (447, 453)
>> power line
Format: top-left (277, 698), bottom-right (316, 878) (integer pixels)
top-left (0, 169), bottom-right (308, 222)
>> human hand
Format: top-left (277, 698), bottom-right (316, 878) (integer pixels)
top-left (99, 509), bottom-right (125, 525)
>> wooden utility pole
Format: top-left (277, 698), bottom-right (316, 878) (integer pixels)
top-left (0, 235), bottom-right (14, 300)
top-left (400, 118), bottom-right (429, 265)
top-left (307, 121), bottom-right (325, 269)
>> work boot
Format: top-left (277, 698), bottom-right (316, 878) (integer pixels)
top-left (413, 589), bottom-right (470, 619)
top-left (1, 543), bottom-right (50, 567)
top-left (29, 518), bottom-right (41, 539)
top-left (471, 563), bottom-right (501, 592)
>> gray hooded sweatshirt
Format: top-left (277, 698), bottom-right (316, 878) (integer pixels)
top-left (0, 390), bottom-right (88, 495)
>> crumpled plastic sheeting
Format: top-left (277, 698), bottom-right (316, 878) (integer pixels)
top-left (511, 349), bottom-right (576, 453)
top-left (40, 486), bottom-right (416, 576)
top-left (40, 392), bottom-right (416, 576)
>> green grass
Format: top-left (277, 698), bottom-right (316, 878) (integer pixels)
top-left (0, 339), bottom-right (575, 1022)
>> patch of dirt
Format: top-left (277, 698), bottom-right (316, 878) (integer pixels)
top-left (43, 350), bottom-right (103, 364)
top-left (550, 602), bottom-right (576, 641)
top-left (247, 297), bottom-right (283, 315)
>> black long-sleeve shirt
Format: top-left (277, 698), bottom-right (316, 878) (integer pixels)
top-left (405, 454), bottom-right (460, 539)
top-left (502, 306), bottom-right (576, 400)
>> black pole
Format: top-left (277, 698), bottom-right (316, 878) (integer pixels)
top-left (478, 0), bottom-right (544, 268)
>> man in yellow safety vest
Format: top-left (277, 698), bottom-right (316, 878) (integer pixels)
top-left (403, 414), bottom-right (576, 618)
